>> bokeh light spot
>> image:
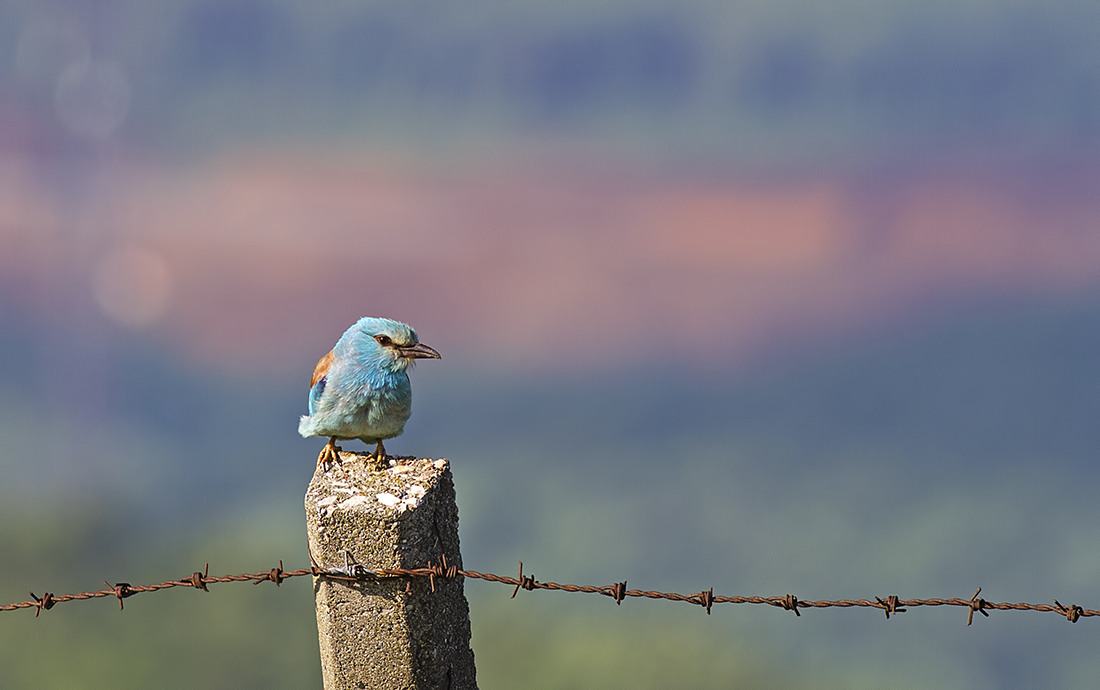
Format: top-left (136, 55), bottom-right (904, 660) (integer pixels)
top-left (55, 60), bottom-right (131, 140)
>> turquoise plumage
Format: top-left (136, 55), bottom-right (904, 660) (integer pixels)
top-left (299, 317), bottom-right (440, 468)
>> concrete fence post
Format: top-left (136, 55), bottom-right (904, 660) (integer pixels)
top-left (305, 453), bottom-right (478, 689)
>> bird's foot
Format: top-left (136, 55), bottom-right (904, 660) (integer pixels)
top-left (317, 438), bottom-right (343, 469)
top-left (368, 440), bottom-right (388, 469)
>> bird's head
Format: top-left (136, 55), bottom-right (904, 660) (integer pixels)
top-left (352, 317), bottom-right (440, 372)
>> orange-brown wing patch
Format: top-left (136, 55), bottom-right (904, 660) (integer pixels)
top-left (311, 350), bottom-right (335, 389)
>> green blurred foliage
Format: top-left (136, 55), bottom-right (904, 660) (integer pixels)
top-left (471, 596), bottom-right (803, 690)
top-left (0, 501), bottom-right (817, 690)
top-left (0, 502), bottom-right (322, 689)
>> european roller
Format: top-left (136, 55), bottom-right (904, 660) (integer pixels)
top-left (299, 317), bottom-right (440, 468)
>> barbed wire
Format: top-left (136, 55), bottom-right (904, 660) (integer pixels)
top-left (1, 556), bottom-right (1093, 625)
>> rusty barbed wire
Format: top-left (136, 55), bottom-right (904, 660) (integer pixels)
top-left (0, 561), bottom-right (308, 616)
top-left (1, 557), bottom-right (1095, 625)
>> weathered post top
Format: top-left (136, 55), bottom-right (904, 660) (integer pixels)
top-left (305, 452), bottom-right (477, 690)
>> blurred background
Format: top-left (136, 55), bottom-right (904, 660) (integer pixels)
top-left (2, 0), bottom-right (1100, 687)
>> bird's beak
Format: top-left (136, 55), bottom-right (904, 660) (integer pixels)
top-left (400, 343), bottom-right (441, 360)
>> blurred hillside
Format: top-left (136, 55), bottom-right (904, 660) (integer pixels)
top-left (2, 0), bottom-right (1100, 162)
top-left (3, 154), bottom-right (1100, 377)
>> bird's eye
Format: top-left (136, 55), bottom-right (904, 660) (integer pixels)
top-left (374, 335), bottom-right (392, 346)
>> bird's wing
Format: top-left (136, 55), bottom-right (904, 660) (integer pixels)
top-left (311, 350), bottom-right (334, 388)
top-left (308, 350), bottom-right (335, 416)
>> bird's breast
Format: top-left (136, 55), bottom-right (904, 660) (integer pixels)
top-left (337, 373), bottom-right (412, 436)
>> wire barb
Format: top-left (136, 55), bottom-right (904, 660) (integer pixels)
top-left (967, 588), bottom-right (988, 626)
top-left (510, 561), bottom-right (537, 599)
top-left (424, 554), bottom-right (460, 593)
top-left (103, 582), bottom-right (135, 610)
top-left (693, 588), bottom-right (715, 615)
top-left (254, 561), bottom-right (285, 587)
top-left (185, 564), bottom-right (210, 592)
top-left (778, 594), bottom-right (801, 616)
top-left (1054, 599), bottom-right (1083, 623)
top-left (876, 595), bottom-right (906, 620)
top-left (28, 591), bottom-right (54, 617)
top-left (599, 581), bottom-right (628, 606)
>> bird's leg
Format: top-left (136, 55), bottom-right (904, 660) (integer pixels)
top-left (373, 440), bottom-right (387, 464)
top-left (317, 437), bottom-right (343, 469)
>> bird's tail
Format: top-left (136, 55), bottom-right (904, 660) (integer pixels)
top-left (298, 415), bottom-right (315, 438)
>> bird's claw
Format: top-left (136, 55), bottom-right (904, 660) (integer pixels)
top-left (317, 439), bottom-right (343, 470)
top-left (369, 440), bottom-right (388, 468)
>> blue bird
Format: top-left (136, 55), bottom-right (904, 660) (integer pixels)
top-left (299, 317), bottom-right (440, 468)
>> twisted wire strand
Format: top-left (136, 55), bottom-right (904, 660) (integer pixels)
top-left (2, 560), bottom-right (1093, 624)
